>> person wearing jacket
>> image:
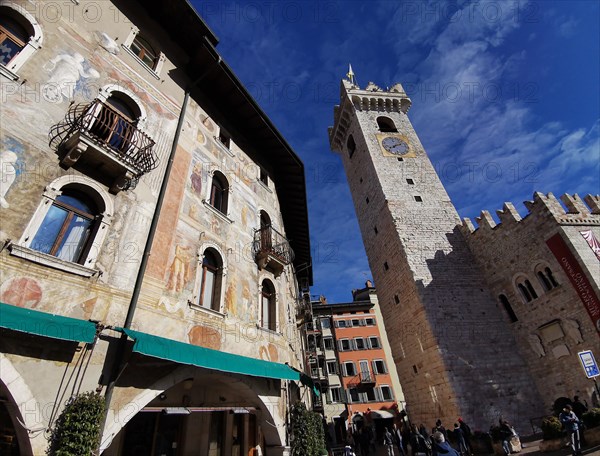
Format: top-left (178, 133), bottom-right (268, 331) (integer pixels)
top-left (559, 404), bottom-right (582, 456)
top-left (431, 431), bottom-right (460, 456)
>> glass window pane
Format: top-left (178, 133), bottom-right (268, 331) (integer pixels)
top-left (55, 214), bottom-right (92, 262)
top-left (30, 205), bottom-right (69, 254)
top-left (56, 193), bottom-right (93, 213)
top-left (262, 295), bottom-right (270, 328)
top-left (0, 37), bottom-right (23, 65)
top-left (202, 268), bottom-right (215, 308)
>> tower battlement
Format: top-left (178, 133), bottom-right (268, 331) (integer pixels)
top-left (329, 79), bottom-right (412, 152)
top-left (460, 192), bottom-right (600, 236)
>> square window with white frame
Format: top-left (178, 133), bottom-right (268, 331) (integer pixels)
top-left (368, 336), bottom-right (381, 349)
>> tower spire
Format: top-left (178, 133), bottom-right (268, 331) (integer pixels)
top-left (346, 64), bottom-right (356, 86)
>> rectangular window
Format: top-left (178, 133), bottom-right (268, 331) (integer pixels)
top-left (354, 338), bottom-right (366, 350)
top-left (323, 337), bottom-right (334, 350)
top-left (365, 318), bottom-right (375, 326)
top-left (320, 318), bottom-right (331, 329)
top-left (218, 130), bottom-right (231, 148)
top-left (369, 337), bottom-right (381, 349)
top-left (351, 318), bottom-right (360, 327)
top-left (365, 388), bottom-right (376, 402)
top-left (326, 360), bottom-right (338, 375)
top-left (372, 359), bottom-right (387, 374)
top-left (348, 388), bottom-right (360, 403)
top-left (339, 339), bottom-right (351, 351)
top-left (380, 386), bottom-right (393, 401)
top-left (344, 362), bottom-right (356, 376)
top-left (330, 387), bottom-right (342, 403)
top-left (337, 320), bottom-right (347, 328)
top-left (259, 166), bottom-right (268, 186)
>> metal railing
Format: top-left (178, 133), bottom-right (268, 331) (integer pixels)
top-left (49, 99), bottom-right (158, 176)
top-left (252, 225), bottom-right (294, 265)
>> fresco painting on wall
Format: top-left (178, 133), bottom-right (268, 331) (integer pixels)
top-left (0, 137), bottom-right (25, 209)
top-left (188, 324), bottom-right (222, 350)
top-left (0, 277), bottom-right (43, 308)
top-left (166, 244), bottom-right (193, 293)
top-left (43, 52), bottom-right (100, 103)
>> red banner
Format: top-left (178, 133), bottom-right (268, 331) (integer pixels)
top-left (546, 233), bottom-right (600, 336)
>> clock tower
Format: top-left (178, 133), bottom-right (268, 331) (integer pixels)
top-left (329, 78), bottom-right (543, 429)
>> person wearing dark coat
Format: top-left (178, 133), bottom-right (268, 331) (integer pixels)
top-left (431, 431), bottom-right (460, 456)
top-left (498, 419), bottom-right (515, 456)
top-left (458, 418), bottom-right (472, 455)
top-left (432, 420), bottom-right (448, 442)
top-left (559, 404), bottom-right (582, 456)
top-left (452, 423), bottom-right (469, 456)
top-left (393, 423), bottom-right (406, 456)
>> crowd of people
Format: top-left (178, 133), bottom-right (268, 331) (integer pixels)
top-left (342, 394), bottom-right (590, 456)
top-left (344, 418), bottom-right (476, 456)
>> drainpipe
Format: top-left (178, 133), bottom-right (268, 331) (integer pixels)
top-left (100, 50), bottom-right (222, 445)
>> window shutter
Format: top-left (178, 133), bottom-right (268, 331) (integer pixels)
top-left (338, 340), bottom-right (343, 351)
top-left (383, 361), bottom-right (388, 374)
top-left (342, 363), bottom-right (347, 376)
top-left (346, 389), bottom-right (352, 403)
top-left (366, 338), bottom-right (372, 349)
top-left (376, 387), bottom-right (383, 402)
top-left (340, 388), bottom-right (347, 403)
top-left (371, 360), bottom-right (377, 374)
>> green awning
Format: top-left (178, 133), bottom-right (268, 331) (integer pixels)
top-left (0, 302), bottom-right (97, 343)
top-left (119, 328), bottom-right (318, 394)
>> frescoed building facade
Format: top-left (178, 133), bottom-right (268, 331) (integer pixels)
top-left (0, 1), bottom-right (312, 455)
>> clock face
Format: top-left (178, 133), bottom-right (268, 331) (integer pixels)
top-left (381, 136), bottom-right (410, 155)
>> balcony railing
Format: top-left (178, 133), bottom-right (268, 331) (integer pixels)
top-left (348, 372), bottom-right (376, 387)
top-left (252, 225), bottom-right (294, 276)
top-left (49, 99), bottom-right (158, 192)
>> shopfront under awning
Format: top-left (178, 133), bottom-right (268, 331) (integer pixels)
top-left (0, 302), bottom-right (97, 343)
top-left (118, 328), bottom-right (318, 395)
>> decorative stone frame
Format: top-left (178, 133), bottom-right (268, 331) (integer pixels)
top-left (121, 26), bottom-right (166, 80)
top-left (513, 273), bottom-right (539, 304)
top-left (11, 175), bottom-right (114, 276)
top-left (97, 83), bottom-right (149, 130)
top-left (190, 242), bottom-right (228, 316)
top-left (533, 261), bottom-right (560, 292)
top-left (203, 169), bottom-right (233, 223)
top-left (0, 1), bottom-right (44, 81)
top-left (257, 274), bottom-right (278, 334)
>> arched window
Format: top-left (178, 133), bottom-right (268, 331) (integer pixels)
top-left (130, 35), bottom-right (158, 69)
top-left (347, 134), bottom-right (356, 158)
top-left (376, 116), bottom-right (398, 133)
top-left (210, 172), bottom-right (229, 214)
top-left (90, 92), bottom-right (141, 153)
top-left (29, 189), bottom-right (97, 264)
top-left (261, 279), bottom-right (276, 331)
top-left (198, 249), bottom-right (223, 312)
top-left (536, 264), bottom-right (559, 291)
top-left (0, 5), bottom-right (42, 78)
top-left (0, 7), bottom-right (32, 66)
top-left (515, 277), bottom-right (538, 303)
top-left (499, 294), bottom-right (518, 322)
top-left (13, 176), bottom-right (113, 275)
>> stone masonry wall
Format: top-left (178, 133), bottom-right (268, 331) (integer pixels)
top-left (330, 80), bottom-right (544, 432)
top-left (461, 192), bottom-right (600, 408)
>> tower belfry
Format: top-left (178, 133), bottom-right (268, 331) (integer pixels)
top-left (329, 79), bottom-right (543, 429)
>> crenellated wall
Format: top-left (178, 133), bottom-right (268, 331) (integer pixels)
top-left (461, 192), bottom-right (600, 407)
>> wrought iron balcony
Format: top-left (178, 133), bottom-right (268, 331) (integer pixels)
top-left (49, 99), bottom-right (158, 193)
top-left (252, 225), bottom-right (294, 277)
top-left (348, 372), bottom-right (376, 387)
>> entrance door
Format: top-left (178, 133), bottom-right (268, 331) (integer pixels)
top-left (121, 412), bottom-right (183, 456)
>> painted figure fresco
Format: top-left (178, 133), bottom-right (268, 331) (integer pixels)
top-left (0, 150), bottom-right (18, 208)
top-left (43, 52), bottom-right (100, 103)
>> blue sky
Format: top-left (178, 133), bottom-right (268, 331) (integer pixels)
top-left (192, 0), bottom-right (600, 303)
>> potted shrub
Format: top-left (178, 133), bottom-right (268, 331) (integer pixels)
top-left (46, 391), bottom-right (105, 456)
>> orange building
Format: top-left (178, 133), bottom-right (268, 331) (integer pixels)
top-left (309, 284), bottom-right (405, 446)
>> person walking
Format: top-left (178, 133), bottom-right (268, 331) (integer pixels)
top-left (384, 428), bottom-right (395, 456)
top-left (498, 419), bottom-right (515, 456)
top-left (572, 395), bottom-right (588, 445)
top-left (452, 423), bottom-right (469, 456)
top-left (419, 424), bottom-right (433, 456)
top-left (393, 423), bottom-right (406, 456)
top-left (432, 420), bottom-right (448, 442)
top-left (457, 418), bottom-right (472, 455)
top-left (560, 404), bottom-right (582, 456)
